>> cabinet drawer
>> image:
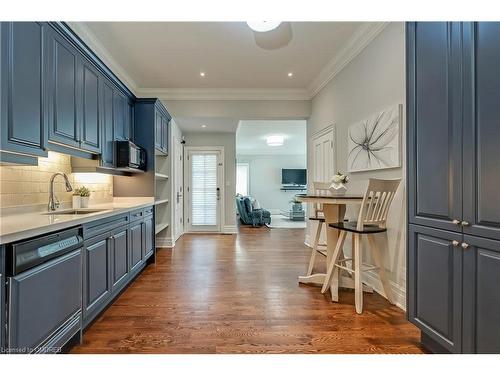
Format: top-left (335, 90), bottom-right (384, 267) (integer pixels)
top-left (143, 206), bottom-right (154, 217)
top-left (129, 208), bottom-right (144, 222)
top-left (82, 213), bottom-right (129, 239)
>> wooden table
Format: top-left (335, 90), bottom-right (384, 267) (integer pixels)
top-left (295, 194), bottom-right (366, 300)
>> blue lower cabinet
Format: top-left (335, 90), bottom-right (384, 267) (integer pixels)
top-left (0, 22), bottom-right (48, 162)
top-left (111, 226), bottom-right (129, 290)
top-left (143, 216), bottom-right (154, 259)
top-left (130, 222), bottom-right (143, 272)
top-left (407, 224), bottom-right (463, 353)
top-left (81, 208), bottom-right (154, 329)
top-left (0, 246), bottom-right (5, 351)
top-left (82, 233), bottom-right (112, 324)
top-left (462, 235), bottom-right (500, 353)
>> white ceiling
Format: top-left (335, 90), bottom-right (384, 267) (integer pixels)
top-left (236, 120), bottom-right (306, 155)
top-left (78, 22), bottom-right (362, 89)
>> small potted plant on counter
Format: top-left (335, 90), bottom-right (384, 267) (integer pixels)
top-left (329, 171), bottom-right (349, 195)
top-left (73, 186), bottom-right (91, 208)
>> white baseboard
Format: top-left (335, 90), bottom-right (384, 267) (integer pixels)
top-left (156, 236), bottom-right (174, 248)
top-left (223, 225), bottom-right (238, 234)
top-left (363, 270), bottom-right (406, 311)
top-left (304, 234), bottom-right (312, 248)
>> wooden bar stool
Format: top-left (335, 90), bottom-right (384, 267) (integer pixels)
top-left (321, 178), bottom-right (401, 314)
top-left (306, 182), bottom-right (331, 276)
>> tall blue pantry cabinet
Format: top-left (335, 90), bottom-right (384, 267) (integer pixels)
top-left (407, 22), bottom-right (500, 354)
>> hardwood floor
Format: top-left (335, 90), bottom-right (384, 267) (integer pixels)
top-left (71, 226), bottom-right (425, 354)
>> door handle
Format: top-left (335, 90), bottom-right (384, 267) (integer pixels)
top-left (461, 242), bottom-right (470, 250)
top-left (176, 192), bottom-right (183, 203)
top-left (452, 240), bottom-right (460, 247)
top-left (461, 221), bottom-right (470, 226)
top-left (452, 219), bottom-right (461, 225)
top-left (216, 187), bottom-right (220, 201)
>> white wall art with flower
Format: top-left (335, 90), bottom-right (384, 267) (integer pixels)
top-left (347, 104), bottom-right (402, 172)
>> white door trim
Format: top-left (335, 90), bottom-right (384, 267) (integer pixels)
top-left (184, 146), bottom-right (225, 233)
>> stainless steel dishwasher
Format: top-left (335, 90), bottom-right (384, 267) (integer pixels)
top-left (5, 227), bottom-right (83, 353)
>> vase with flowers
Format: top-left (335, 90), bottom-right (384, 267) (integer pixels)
top-left (329, 171), bottom-right (349, 195)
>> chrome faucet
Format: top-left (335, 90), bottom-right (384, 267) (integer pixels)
top-left (48, 172), bottom-right (73, 211)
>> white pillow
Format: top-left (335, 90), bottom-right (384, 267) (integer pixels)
top-left (252, 199), bottom-right (261, 210)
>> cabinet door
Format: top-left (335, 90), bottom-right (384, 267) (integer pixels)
top-left (407, 22), bottom-right (463, 232)
top-left (47, 27), bottom-right (81, 148)
top-left (462, 235), bottom-right (500, 353)
top-left (100, 81), bottom-right (114, 167)
top-left (113, 90), bottom-right (129, 141)
top-left (0, 22), bottom-right (47, 158)
top-left (83, 236), bottom-right (112, 317)
top-left (408, 224), bottom-right (463, 353)
top-left (143, 216), bottom-right (154, 259)
top-left (462, 22), bottom-right (500, 241)
top-left (130, 223), bottom-right (143, 271)
top-left (0, 246), bottom-right (5, 350)
top-left (155, 110), bottom-right (162, 151)
top-left (80, 60), bottom-right (100, 153)
top-left (162, 116), bottom-right (170, 153)
top-left (111, 227), bottom-right (129, 289)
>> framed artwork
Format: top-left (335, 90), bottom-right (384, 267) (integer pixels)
top-left (347, 104), bottom-right (402, 172)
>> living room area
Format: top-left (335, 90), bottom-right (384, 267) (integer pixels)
top-left (236, 120), bottom-right (307, 229)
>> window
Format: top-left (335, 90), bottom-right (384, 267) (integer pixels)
top-left (191, 153), bottom-right (217, 226)
top-left (236, 163), bottom-right (250, 196)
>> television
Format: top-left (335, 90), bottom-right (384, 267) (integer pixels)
top-left (281, 169), bottom-right (307, 186)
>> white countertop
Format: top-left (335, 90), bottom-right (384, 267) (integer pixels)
top-left (0, 197), bottom-right (154, 245)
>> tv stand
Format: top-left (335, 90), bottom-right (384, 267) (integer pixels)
top-left (280, 185), bottom-right (307, 192)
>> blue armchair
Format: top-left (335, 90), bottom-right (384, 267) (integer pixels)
top-left (236, 195), bottom-right (271, 227)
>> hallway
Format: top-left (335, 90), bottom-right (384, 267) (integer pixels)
top-left (72, 227), bottom-right (424, 354)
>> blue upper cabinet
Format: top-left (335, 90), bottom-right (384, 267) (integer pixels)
top-left (1, 22), bottom-right (137, 165)
top-left (113, 90), bottom-right (130, 141)
top-left (100, 80), bottom-right (115, 167)
top-left (81, 60), bottom-right (101, 153)
top-left (407, 22), bottom-right (463, 233)
top-left (0, 22), bottom-right (48, 161)
top-left (46, 26), bottom-right (81, 150)
top-left (462, 23), bottom-right (500, 241)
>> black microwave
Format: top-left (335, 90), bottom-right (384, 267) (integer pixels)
top-left (115, 141), bottom-right (146, 171)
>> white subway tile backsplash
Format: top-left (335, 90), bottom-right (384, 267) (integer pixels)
top-left (0, 151), bottom-right (113, 209)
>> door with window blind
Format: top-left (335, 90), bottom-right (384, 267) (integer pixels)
top-left (186, 149), bottom-right (223, 232)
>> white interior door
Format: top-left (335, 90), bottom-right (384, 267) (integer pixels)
top-left (312, 129), bottom-right (335, 182)
top-left (186, 148), bottom-right (223, 232)
top-left (310, 127), bottom-right (336, 243)
top-left (173, 136), bottom-right (184, 241)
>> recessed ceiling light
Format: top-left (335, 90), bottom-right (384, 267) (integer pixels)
top-left (266, 135), bottom-right (284, 147)
top-left (246, 21), bottom-right (281, 33)
top-left (201, 124), bottom-right (207, 128)
top-left (288, 72), bottom-right (293, 77)
top-left (200, 72), bottom-right (205, 77)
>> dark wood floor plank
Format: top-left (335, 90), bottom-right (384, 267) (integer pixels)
top-left (71, 227), bottom-right (424, 354)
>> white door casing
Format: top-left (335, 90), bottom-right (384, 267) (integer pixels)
top-left (309, 126), bottom-right (336, 244)
top-left (184, 146), bottom-right (224, 232)
top-left (173, 135), bottom-right (184, 241)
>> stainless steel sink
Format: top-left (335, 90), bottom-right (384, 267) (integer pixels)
top-left (42, 209), bottom-right (107, 215)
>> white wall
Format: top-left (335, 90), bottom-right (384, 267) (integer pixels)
top-left (307, 22), bottom-right (407, 308)
top-left (236, 154), bottom-right (306, 213)
top-left (183, 132), bottom-right (237, 231)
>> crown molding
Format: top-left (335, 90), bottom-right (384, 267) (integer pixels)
top-left (68, 22), bottom-right (388, 102)
top-left (307, 22), bottom-right (390, 99)
top-left (135, 87), bottom-right (311, 101)
top-left (66, 22), bottom-right (139, 95)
